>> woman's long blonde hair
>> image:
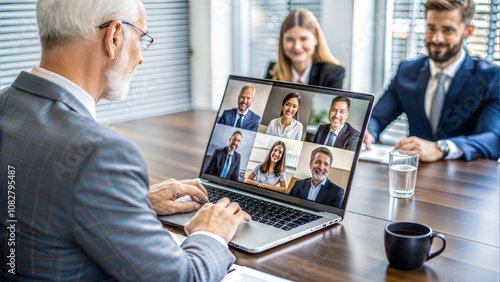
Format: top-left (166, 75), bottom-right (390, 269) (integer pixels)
top-left (270, 9), bottom-right (341, 82)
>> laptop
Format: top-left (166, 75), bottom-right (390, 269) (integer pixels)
top-left (159, 75), bottom-right (374, 253)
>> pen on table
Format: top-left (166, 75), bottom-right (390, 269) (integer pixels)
top-left (227, 268), bottom-right (236, 274)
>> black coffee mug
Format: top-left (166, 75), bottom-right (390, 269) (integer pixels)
top-left (384, 221), bottom-right (446, 270)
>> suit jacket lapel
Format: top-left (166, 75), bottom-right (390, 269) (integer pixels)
top-left (319, 124), bottom-right (329, 144)
top-left (308, 63), bottom-right (320, 85)
top-left (416, 61), bottom-right (432, 132)
top-left (316, 179), bottom-right (330, 202)
top-left (12, 71), bottom-right (94, 120)
top-left (333, 124), bottom-right (347, 147)
top-left (301, 179), bottom-right (312, 198)
top-left (440, 53), bottom-right (473, 128)
top-left (242, 110), bottom-right (252, 128)
top-left (230, 109), bottom-right (238, 125)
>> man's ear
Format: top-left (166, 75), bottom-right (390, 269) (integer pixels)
top-left (103, 21), bottom-right (124, 60)
top-left (464, 24), bottom-right (475, 38)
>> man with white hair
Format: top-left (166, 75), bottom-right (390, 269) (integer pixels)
top-left (0, 0), bottom-right (250, 281)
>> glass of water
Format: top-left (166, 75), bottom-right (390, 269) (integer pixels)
top-left (388, 150), bottom-right (419, 198)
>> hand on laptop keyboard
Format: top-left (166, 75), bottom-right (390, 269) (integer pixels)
top-left (185, 197), bottom-right (252, 243)
top-left (149, 179), bottom-right (209, 215)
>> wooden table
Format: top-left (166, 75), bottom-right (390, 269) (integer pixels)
top-left (110, 110), bottom-right (499, 282)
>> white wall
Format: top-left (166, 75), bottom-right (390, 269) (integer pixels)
top-left (190, 0), bottom-right (211, 110)
top-left (190, 0), bottom-right (233, 110)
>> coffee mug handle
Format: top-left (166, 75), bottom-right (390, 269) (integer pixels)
top-left (427, 232), bottom-right (446, 261)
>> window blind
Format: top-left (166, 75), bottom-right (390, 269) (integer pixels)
top-left (249, 0), bottom-right (323, 78)
top-left (0, 0), bottom-right (192, 124)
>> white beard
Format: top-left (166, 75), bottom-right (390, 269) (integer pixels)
top-left (311, 168), bottom-right (327, 183)
top-left (104, 40), bottom-right (133, 102)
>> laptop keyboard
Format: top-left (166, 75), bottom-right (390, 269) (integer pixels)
top-left (204, 184), bottom-right (322, 231)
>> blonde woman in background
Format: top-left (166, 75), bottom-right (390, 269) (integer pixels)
top-left (245, 141), bottom-right (287, 193)
top-left (265, 9), bottom-right (345, 89)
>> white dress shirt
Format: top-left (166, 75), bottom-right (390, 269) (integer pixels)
top-left (292, 63), bottom-right (312, 84)
top-left (266, 117), bottom-right (303, 140)
top-left (31, 66), bottom-right (97, 120)
top-left (324, 125), bottom-right (344, 146)
top-left (307, 178), bottom-right (327, 201)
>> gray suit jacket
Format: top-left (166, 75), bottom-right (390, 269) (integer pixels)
top-left (0, 72), bottom-right (234, 281)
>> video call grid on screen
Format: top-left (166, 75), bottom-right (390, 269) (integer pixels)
top-left (201, 76), bottom-right (373, 210)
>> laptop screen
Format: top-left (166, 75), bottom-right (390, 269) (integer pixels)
top-left (200, 75), bottom-right (374, 216)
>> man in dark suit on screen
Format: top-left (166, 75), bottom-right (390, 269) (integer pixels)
top-left (217, 84), bottom-right (262, 132)
top-left (289, 147), bottom-right (344, 208)
top-left (312, 96), bottom-right (360, 151)
top-left (204, 131), bottom-right (243, 181)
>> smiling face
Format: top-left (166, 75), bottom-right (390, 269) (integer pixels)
top-left (282, 26), bottom-right (318, 67)
top-left (228, 133), bottom-right (242, 153)
top-left (329, 101), bottom-right (349, 131)
top-left (282, 97), bottom-right (300, 119)
top-left (309, 151), bottom-right (331, 185)
top-left (237, 88), bottom-right (255, 112)
top-left (425, 9), bottom-right (469, 66)
top-left (270, 144), bottom-right (284, 163)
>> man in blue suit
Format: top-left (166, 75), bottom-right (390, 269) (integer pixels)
top-left (217, 84), bottom-right (262, 132)
top-left (365, 0), bottom-right (499, 162)
top-left (204, 131), bottom-right (242, 181)
top-left (0, 1), bottom-right (250, 281)
top-left (289, 147), bottom-right (344, 208)
top-left (312, 96), bottom-right (360, 151)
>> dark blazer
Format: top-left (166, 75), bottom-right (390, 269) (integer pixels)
top-left (369, 53), bottom-right (500, 161)
top-left (204, 147), bottom-right (241, 181)
top-left (0, 72), bottom-right (234, 281)
top-left (289, 178), bottom-right (344, 208)
top-left (265, 62), bottom-right (345, 89)
top-left (217, 108), bottom-right (261, 132)
top-left (312, 123), bottom-right (360, 151)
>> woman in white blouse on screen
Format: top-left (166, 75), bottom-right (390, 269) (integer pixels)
top-left (266, 92), bottom-right (303, 140)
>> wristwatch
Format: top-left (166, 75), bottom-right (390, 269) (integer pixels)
top-left (436, 140), bottom-right (450, 159)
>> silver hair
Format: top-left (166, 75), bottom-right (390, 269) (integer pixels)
top-left (36, 0), bottom-right (143, 50)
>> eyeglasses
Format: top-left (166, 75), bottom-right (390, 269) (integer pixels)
top-left (97, 20), bottom-right (154, 51)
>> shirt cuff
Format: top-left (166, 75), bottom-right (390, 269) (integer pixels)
top-left (444, 140), bottom-right (464, 160)
top-left (190, 231), bottom-right (228, 249)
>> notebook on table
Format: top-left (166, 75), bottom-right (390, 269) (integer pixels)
top-left (159, 75), bottom-right (374, 253)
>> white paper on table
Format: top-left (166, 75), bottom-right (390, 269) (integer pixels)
top-left (170, 233), bottom-right (292, 282)
top-left (359, 144), bottom-right (393, 164)
top-left (221, 264), bottom-right (292, 282)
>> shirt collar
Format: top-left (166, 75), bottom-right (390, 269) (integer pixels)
top-left (311, 177), bottom-right (327, 189)
top-left (429, 48), bottom-right (466, 78)
top-left (31, 66), bottom-right (97, 120)
top-left (237, 109), bottom-right (248, 116)
top-left (329, 124), bottom-right (344, 135)
top-left (292, 63), bottom-right (312, 84)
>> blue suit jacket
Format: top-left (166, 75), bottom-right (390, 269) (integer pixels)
top-left (289, 178), bottom-right (345, 208)
top-left (204, 147), bottom-right (241, 181)
top-left (266, 62), bottom-right (346, 89)
top-left (0, 72), bottom-right (234, 281)
top-left (369, 53), bottom-right (500, 161)
top-left (217, 108), bottom-right (261, 132)
top-left (312, 123), bottom-right (360, 151)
